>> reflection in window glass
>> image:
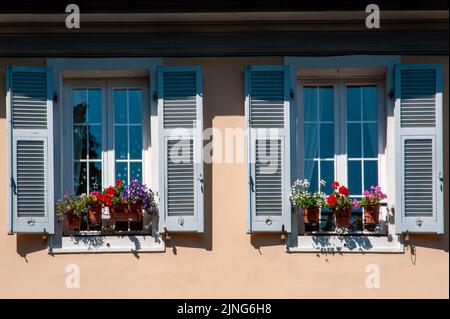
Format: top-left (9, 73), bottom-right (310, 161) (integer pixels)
top-left (114, 89), bottom-right (143, 185)
top-left (346, 85), bottom-right (379, 198)
top-left (73, 89), bottom-right (102, 194)
top-left (303, 86), bottom-right (335, 192)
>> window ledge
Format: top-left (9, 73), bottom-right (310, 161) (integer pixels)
top-left (286, 234), bottom-right (404, 253)
top-left (49, 235), bottom-right (165, 254)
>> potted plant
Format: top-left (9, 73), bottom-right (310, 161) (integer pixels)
top-left (327, 181), bottom-right (353, 228)
top-left (108, 179), bottom-right (156, 222)
top-left (86, 190), bottom-right (103, 225)
top-left (55, 193), bottom-right (87, 230)
top-left (290, 179), bottom-right (326, 225)
top-left (353, 186), bottom-right (387, 224)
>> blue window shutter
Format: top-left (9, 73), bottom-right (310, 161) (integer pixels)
top-left (245, 65), bottom-right (291, 233)
top-left (395, 64), bottom-right (443, 234)
top-left (158, 66), bottom-right (204, 232)
top-left (7, 66), bottom-right (55, 234)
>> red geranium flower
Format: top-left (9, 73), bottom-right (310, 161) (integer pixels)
top-left (116, 179), bottom-right (122, 187)
top-left (338, 186), bottom-right (349, 197)
top-left (327, 195), bottom-right (337, 208)
top-left (332, 181), bottom-right (340, 188)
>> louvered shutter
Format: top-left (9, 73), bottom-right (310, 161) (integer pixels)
top-left (158, 66), bottom-right (204, 232)
top-left (7, 66), bottom-right (55, 234)
top-left (245, 65), bottom-right (291, 232)
top-left (395, 64), bottom-right (443, 234)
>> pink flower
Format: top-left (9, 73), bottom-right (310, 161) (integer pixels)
top-left (369, 194), bottom-right (376, 202)
top-left (352, 199), bottom-right (360, 209)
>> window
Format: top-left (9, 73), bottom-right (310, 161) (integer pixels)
top-left (63, 79), bottom-right (149, 234)
top-left (298, 79), bottom-right (385, 234)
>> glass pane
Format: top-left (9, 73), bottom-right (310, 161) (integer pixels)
top-left (347, 86), bottom-right (361, 121)
top-left (303, 86), bottom-right (317, 122)
top-left (73, 126), bottom-right (87, 159)
top-left (89, 162), bottom-right (102, 192)
top-left (320, 160), bottom-right (334, 194)
top-left (74, 162), bottom-right (87, 195)
top-left (363, 123), bottom-right (378, 158)
top-left (129, 90), bottom-right (142, 124)
top-left (115, 126), bottom-right (128, 160)
top-left (364, 161), bottom-right (379, 191)
top-left (129, 125), bottom-right (142, 159)
top-left (362, 86), bottom-right (378, 121)
top-left (114, 90), bottom-right (127, 124)
top-left (319, 86), bottom-right (334, 122)
top-left (347, 123), bottom-right (362, 158)
top-left (304, 160), bottom-right (318, 193)
top-left (88, 125), bottom-right (102, 159)
top-left (320, 123), bottom-right (334, 158)
top-left (73, 89), bottom-right (87, 123)
top-left (304, 123), bottom-right (318, 158)
top-left (130, 162), bottom-right (142, 182)
top-left (348, 160), bottom-right (362, 195)
top-left (115, 162), bottom-right (128, 185)
top-left (87, 89), bottom-right (102, 123)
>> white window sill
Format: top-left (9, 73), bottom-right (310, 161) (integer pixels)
top-left (286, 234), bottom-right (404, 253)
top-left (49, 235), bottom-right (165, 254)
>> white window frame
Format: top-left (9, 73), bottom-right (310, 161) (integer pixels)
top-left (285, 55), bottom-right (403, 253)
top-left (297, 78), bottom-right (387, 235)
top-left (62, 79), bottom-right (150, 196)
top-left (47, 58), bottom-right (164, 253)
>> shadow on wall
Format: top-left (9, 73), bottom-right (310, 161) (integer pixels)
top-left (16, 234), bottom-right (48, 260)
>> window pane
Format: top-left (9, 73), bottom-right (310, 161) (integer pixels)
top-left (88, 125), bottom-right (102, 159)
top-left (303, 87), bottom-right (317, 122)
top-left (130, 162), bottom-right (142, 182)
top-left (320, 123), bottom-right (334, 158)
top-left (347, 123), bottom-right (362, 158)
top-left (362, 86), bottom-right (378, 121)
top-left (74, 162), bottom-right (87, 195)
top-left (320, 160), bottom-right (334, 194)
top-left (363, 123), bottom-right (378, 158)
top-left (319, 86), bottom-right (334, 122)
top-left (115, 126), bottom-right (128, 160)
top-left (73, 89), bottom-right (87, 123)
top-left (87, 89), bottom-right (102, 123)
top-left (304, 160), bottom-right (318, 192)
top-left (347, 86), bottom-right (361, 121)
top-left (115, 162), bottom-right (128, 185)
top-left (129, 126), bottom-right (142, 160)
top-left (348, 160), bottom-right (362, 195)
top-left (73, 126), bottom-right (87, 159)
top-left (89, 162), bottom-right (102, 192)
top-left (114, 90), bottom-right (127, 124)
top-left (364, 161), bottom-right (378, 191)
top-left (304, 123), bottom-right (318, 158)
top-left (129, 90), bottom-right (142, 124)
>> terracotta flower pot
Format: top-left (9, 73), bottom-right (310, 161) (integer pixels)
top-left (303, 206), bottom-right (320, 224)
top-left (363, 204), bottom-right (380, 224)
top-left (66, 213), bottom-right (82, 229)
top-left (88, 205), bottom-right (103, 225)
top-left (335, 207), bottom-right (352, 227)
top-left (109, 203), bottom-right (142, 222)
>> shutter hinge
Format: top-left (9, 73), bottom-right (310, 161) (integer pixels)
top-left (53, 92), bottom-right (58, 103)
top-left (387, 90), bottom-right (395, 101)
top-left (290, 89), bottom-right (294, 99)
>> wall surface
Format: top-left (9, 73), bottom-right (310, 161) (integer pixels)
top-left (0, 56), bottom-right (448, 298)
